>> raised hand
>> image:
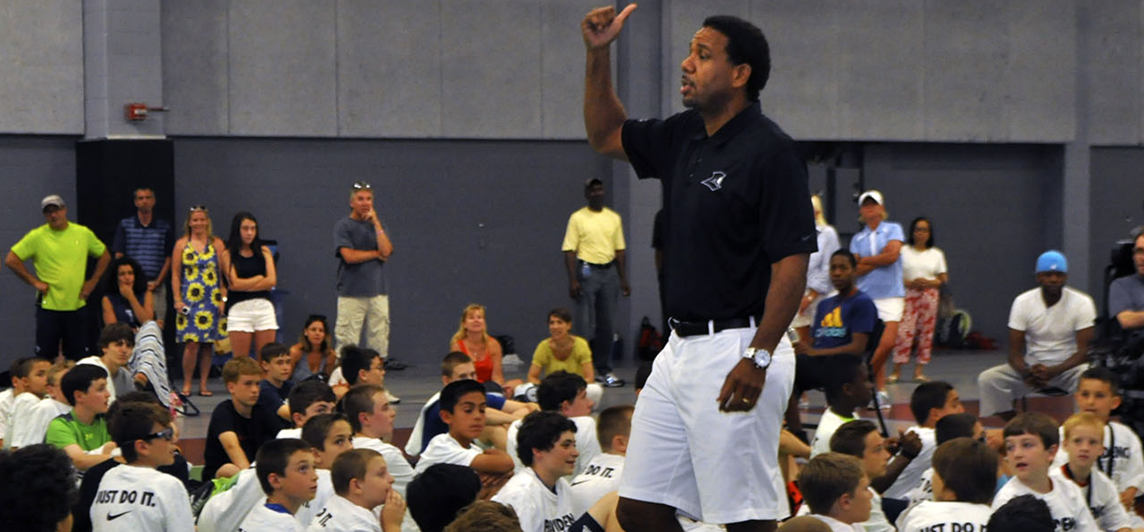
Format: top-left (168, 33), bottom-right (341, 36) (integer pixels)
top-left (582, 4), bottom-right (637, 50)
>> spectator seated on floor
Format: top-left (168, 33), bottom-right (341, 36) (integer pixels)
top-left (527, 308), bottom-right (605, 405)
top-left (569, 405), bottom-right (634, 515)
top-left (414, 379), bottom-right (515, 478)
top-left (406, 463), bottom-right (483, 532)
top-left (1054, 412), bottom-right (1137, 532)
top-left (312, 448), bottom-right (407, 532)
top-left (1109, 229), bottom-right (1144, 345)
top-left (506, 371), bottom-right (601, 476)
top-left (46, 364), bottom-right (116, 472)
top-left (9, 360), bottom-right (74, 449)
top-left (895, 438), bottom-right (997, 532)
top-left (444, 501), bottom-right (521, 532)
top-left (808, 356), bottom-right (875, 458)
top-left (77, 323), bottom-right (137, 402)
top-left (811, 420), bottom-right (892, 532)
top-left (0, 444), bottom-right (78, 532)
top-left (879, 381), bottom-right (966, 502)
top-left (798, 453), bottom-right (873, 532)
top-left (202, 356), bottom-right (284, 481)
top-left (341, 383), bottom-right (415, 498)
top-left (3, 356), bottom-right (51, 448)
top-left (276, 379), bottom-right (337, 439)
top-left (492, 411), bottom-right (578, 532)
top-left (978, 250), bottom-right (1096, 421)
top-left (237, 439), bottom-right (316, 531)
top-left (899, 412), bottom-right (985, 509)
top-left (258, 343), bottom-right (294, 421)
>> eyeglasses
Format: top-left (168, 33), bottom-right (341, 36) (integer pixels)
top-left (189, 205), bottom-right (208, 212)
top-left (352, 181), bottom-right (372, 190)
top-left (138, 427), bottom-right (175, 442)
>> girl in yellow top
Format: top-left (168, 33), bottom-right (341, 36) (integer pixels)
top-left (529, 309), bottom-right (603, 405)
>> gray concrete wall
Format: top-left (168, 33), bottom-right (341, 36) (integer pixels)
top-left (0, 2), bottom-right (84, 134)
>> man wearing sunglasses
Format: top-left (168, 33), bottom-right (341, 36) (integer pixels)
top-left (88, 401), bottom-right (194, 532)
top-left (334, 182), bottom-right (406, 378)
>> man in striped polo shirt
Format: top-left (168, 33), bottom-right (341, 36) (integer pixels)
top-left (112, 187), bottom-right (174, 327)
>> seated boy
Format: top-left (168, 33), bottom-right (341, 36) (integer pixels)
top-left (0, 444), bottom-right (77, 532)
top-left (881, 381), bottom-right (966, 500)
top-left (331, 345), bottom-right (390, 401)
top-left (414, 379), bottom-right (515, 477)
top-left (46, 364), bottom-right (116, 471)
top-left (492, 411), bottom-right (578, 532)
top-left (277, 380), bottom-right (338, 439)
top-left (989, 494), bottom-right (1056, 532)
top-left (895, 438), bottom-right (997, 532)
top-left (506, 371), bottom-right (601, 475)
top-left (0, 359), bottom-right (30, 449)
top-left (569, 405), bottom-right (633, 515)
top-left (308, 448), bottom-right (407, 532)
top-left (406, 463), bottom-right (483, 532)
top-left (789, 249), bottom-right (877, 435)
top-left (91, 402), bottom-right (193, 531)
top-left (1054, 413), bottom-right (1135, 532)
top-left (341, 383), bottom-right (415, 496)
top-left (259, 343), bottom-right (295, 421)
top-left (406, 352), bottom-right (535, 456)
top-left (238, 438), bottom-right (318, 532)
top-left (4, 356), bottom-right (51, 447)
top-left (203, 356), bottom-right (285, 480)
top-left (444, 501), bottom-right (521, 532)
top-left (809, 356), bottom-right (874, 457)
top-left (822, 420), bottom-right (893, 531)
top-left (901, 412), bottom-right (985, 508)
top-left (1051, 367), bottom-right (1144, 516)
top-left (11, 361), bottom-right (74, 449)
top-left (198, 413), bottom-right (353, 532)
top-left (798, 452), bottom-right (873, 532)
top-left (77, 323), bottom-right (137, 401)
top-left (993, 412), bottom-right (1098, 532)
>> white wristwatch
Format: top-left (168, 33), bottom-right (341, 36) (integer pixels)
top-left (743, 347), bottom-right (772, 370)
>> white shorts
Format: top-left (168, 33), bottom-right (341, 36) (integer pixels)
top-left (873, 297), bottom-right (904, 323)
top-left (226, 298), bottom-right (278, 332)
top-left (619, 326), bottom-right (795, 524)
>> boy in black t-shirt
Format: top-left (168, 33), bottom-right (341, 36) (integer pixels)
top-left (258, 343), bottom-right (294, 421)
top-left (203, 356), bottom-right (283, 480)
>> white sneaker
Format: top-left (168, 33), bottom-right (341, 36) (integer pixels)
top-left (386, 390), bottom-right (401, 404)
top-left (875, 390), bottom-right (891, 410)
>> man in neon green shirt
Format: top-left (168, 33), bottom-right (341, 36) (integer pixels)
top-left (6, 195), bottom-right (110, 360)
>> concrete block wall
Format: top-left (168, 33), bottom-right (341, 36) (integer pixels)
top-left (0, 2), bottom-right (84, 134)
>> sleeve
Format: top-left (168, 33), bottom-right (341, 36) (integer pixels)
top-left (849, 231), bottom-right (861, 254)
top-left (620, 116), bottom-right (678, 180)
top-left (44, 416), bottom-right (77, 449)
top-left (111, 220), bottom-right (126, 254)
top-left (1120, 426), bottom-right (1144, 492)
top-left (333, 220), bottom-right (354, 258)
top-left (561, 213), bottom-right (580, 252)
top-left (9, 397), bottom-right (38, 447)
top-left (1008, 295), bottom-right (1028, 332)
top-left (10, 230), bottom-right (37, 261)
top-left (532, 341), bottom-right (551, 368)
top-left (1075, 293), bottom-right (1098, 330)
top-left (486, 393), bottom-right (507, 410)
top-left (497, 492), bottom-right (541, 532)
top-left (887, 222), bottom-right (905, 243)
top-left (851, 298), bottom-right (877, 334)
top-left (758, 149), bottom-right (818, 261)
top-left (935, 249), bottom-right (948, 275)
top-left (425, 437), bottom-right (481, 467)
top-left (85, 227), bottom-right (108, 257)
top-left (573, 337), bottom-right (593, 366)
top-left (1108, 279), bottom-right (1133, 317)
top-left (163, 480), bottom-right (197, 532)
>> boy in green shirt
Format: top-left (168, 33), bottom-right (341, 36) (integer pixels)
top-left (46, 363), bottom-right (116, 470)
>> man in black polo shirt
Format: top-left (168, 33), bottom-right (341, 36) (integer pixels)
top-left (582, 5), bottom-right (816, 532)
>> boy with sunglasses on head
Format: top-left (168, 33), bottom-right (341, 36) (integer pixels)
top-left (91, 402), bottom-right (193, 532)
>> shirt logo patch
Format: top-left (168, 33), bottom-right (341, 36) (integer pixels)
top-left (700, 171), bottom-right (726, 191)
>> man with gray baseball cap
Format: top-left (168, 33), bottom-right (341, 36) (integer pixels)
top-left (5, 194), bottom-right (111, 359)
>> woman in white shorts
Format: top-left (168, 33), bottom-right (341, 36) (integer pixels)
top-left (224, 211), bottom-right (278, 358)
top-left (850, 190), bottom-right (904, 405)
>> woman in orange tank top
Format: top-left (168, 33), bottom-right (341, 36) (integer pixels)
top-left (449, 303), bottom-right (523, 396)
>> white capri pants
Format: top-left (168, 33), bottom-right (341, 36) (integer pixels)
top-left (977, 362), bottom-right (1088, 417)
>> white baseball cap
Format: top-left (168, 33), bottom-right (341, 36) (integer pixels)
top-left (858, 190), bottom-right (884, 206)
top-left (41, 195), bottom-right (66, 211)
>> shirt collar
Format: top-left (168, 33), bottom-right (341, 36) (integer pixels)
top-left (688, 102), bottom-right (762, 145)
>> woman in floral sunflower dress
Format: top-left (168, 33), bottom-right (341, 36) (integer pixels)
top-left (172, 205), bottom-right (228, 396)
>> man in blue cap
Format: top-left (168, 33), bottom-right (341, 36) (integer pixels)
top-left (978, 250), bottom-right (1096, 421)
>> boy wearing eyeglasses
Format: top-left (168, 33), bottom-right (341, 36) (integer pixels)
top-left (91, 401), bottom-right (193, 532)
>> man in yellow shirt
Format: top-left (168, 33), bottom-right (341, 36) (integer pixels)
top-left (6, 195), bottom-right (110, 360)
top-left (562, 179), bottom-right (628, 387)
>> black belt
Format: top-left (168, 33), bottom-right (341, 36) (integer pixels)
top-left (669, 316), bottom-right (761, 337)
top-left (579, 260), bottom-right (614, 269)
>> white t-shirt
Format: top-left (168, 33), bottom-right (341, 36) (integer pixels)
top-left (810, 408), bottom-right (856, 457)
top-left (90, 465), bottom-right (194, 532)
top-left (1053, 422), bottom-right (1144, 496)
top-left (306, 494), bottom-right (380, 532)
top-left (239, 503), bottom-right (305, 532)
top-left (296, 470), bottom-right (335, 528)
top-left (896, 501), bottom-right (992, 532)
top-left (78, 356), bottom-right (135, 402)
top-left (0, 389), bottom-right (14, 445)
top-left (992, 475), bottom-right (1099, 532)
top-left (414, 433), bottom-right (483, 475)
top-left (277, 428), bottom-right (302, 439)
top-left (328, 367), bottom-right (347, 388)
top-left (570, 453), bottom-right (625, 515)
top-left (492, 469), bottom-right (576, 532)
top-left (796, 488), bottom-right (891, 532)
top-left (900, 246), bottom-right (948, 283)
top-left (11, 396), bottom-right (70, 448)
top-left (902, 467), bottom-right (934, 510)
top-left (6, 392), bottom-right (42, 447)
top-left (506, 415), bottom-right (602, 476)
top-left (884, 426), bottom-right (936, 500)
top-left (197, 467), bottom-right (262, 532)
top-left (808, 514), bottom-right (864, 532)
top-left (352, 436), bottom-right (416, 497)
top-left (1053, 466), bottom-right (1134, 532)
top-left (1008, 286), bottom-right (1097, 365)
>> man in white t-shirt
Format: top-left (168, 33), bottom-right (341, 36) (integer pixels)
top-left (91, 402), bottom-right (193, 532)
top-left (341, 384), bottom-right (415, 497)
top-left (978, 251), bottom-right (1097, 421)
top-left (414, 380), bottom-right (515, 477)
top-left (493, 411), bottom-right (578, 532)
top-left (307, 448), bottom-right (405, 532)
top-left (570, 405), bottom-right (633, 515)
top-left (506, 371), bottom-right (601, 475)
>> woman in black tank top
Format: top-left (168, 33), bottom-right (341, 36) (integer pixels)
top-left (225, 211), bottom-right (278, 358)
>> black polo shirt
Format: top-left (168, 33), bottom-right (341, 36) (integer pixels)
top-left (621, 102), bottom-right (816, 322)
